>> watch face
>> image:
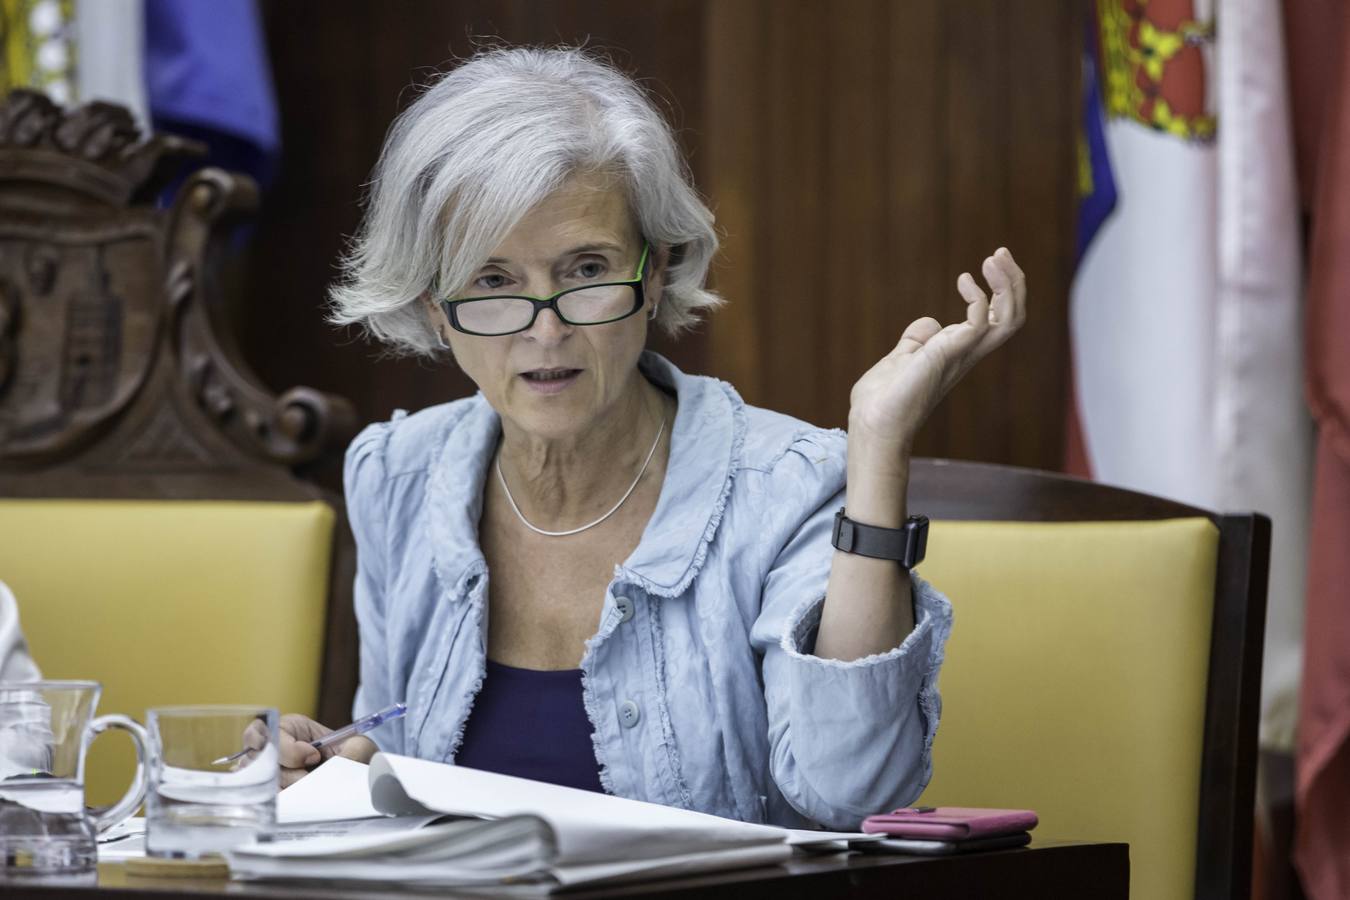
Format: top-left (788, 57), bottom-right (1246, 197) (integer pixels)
top-left (908, 516), bottom-right (929, 568)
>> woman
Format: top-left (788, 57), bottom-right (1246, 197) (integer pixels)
top-left (277, 46), bottom-right (1025, 831)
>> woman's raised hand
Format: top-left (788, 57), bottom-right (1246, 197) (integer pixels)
top-left (848, 247), bottom-right (1026, 455)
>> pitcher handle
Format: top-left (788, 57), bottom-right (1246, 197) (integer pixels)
top-left (85, 713), bottom-right (150, 834)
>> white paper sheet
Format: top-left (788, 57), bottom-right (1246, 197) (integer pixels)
top-left (271, 814), bottom-right (446, 841)
top-left (369, 753), bottom-right (787, 867)
top-left (785, 828), bottom-right (885, 852)
top-left (230, 754), bottom-right (803, 892)
top-left (275, 756), bottom-right (380, 823)
top-left (551, 842), bottom-right (793, 887)
top-left (229, 817), bottom-right (555, 885)
top-left (785, 828), bottom-right (882, 844)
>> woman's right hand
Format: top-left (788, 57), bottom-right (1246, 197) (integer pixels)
top-left (276, 714), bottom-right (332, 787)
top-left (244, 714), bottom-right (378, 787)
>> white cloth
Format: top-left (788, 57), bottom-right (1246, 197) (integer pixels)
top-left (1071, 0), bottom-right (1312, 752)
top-left (73, 0), bottom-right (149, 126)
top-left (0, 580), bottom-right (50, 778)
top-left (0, 581), bottom-right (40, 684)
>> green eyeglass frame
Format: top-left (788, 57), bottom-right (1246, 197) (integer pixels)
top-left (439, 243), bottom-right (651, 336)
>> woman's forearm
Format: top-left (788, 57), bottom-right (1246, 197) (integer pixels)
top-left (814, 249), bottom-right (1025, 662)
top-left (814, 430), bottom-right (916, 661)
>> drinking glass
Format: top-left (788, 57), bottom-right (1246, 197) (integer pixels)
top-left (0, 680), bottom-right (148, 879)
top-left (145, 706), bottom-right (278, 859)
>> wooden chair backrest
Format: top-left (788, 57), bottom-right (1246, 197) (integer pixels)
top-left (909, 457), bottom-right (1270, 900)
top-left (0, 89), bottom-right (361, 725)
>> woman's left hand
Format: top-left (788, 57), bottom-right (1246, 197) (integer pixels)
top-left (848, 247), bottom-right (1027, 458)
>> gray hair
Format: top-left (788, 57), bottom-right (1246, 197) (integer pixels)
top-left (328, 46), bottom-right (722, 356)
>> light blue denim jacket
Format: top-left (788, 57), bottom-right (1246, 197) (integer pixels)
top-left (345, 351), bottom-right (953, 830)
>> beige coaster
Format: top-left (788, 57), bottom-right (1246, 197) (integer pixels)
top-left (124, 856), bottom-right (230, 879)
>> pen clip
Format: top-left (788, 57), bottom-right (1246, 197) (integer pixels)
top-left (369, 702), bottom-right (408, 726)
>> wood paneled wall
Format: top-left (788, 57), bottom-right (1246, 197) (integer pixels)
top-left (242, 0), bottom-right (1079, 471)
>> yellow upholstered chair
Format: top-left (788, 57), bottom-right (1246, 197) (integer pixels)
top-left (0, 92), bottom-right (359, 803)
top-left (0, 500), bottom-right (334, 803)
top-left (908, 459), bottom-right (1269, 900)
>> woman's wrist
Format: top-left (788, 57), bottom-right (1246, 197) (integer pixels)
top-left (847, 410), bottom-right (915, 465)
top-left (844, 431), bottom-right (912, 530)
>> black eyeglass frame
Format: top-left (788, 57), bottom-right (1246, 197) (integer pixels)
top-left (438, 243), bottom-right (651, 337)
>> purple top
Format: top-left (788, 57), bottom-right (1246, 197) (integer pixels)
top-left (453, 660), bottom-right (604, 793)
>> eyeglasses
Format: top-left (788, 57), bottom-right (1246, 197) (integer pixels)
top-left (439, 244), bottom-right (650, 336)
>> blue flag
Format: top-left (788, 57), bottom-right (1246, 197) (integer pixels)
top-left (143, 0), bottom-right (279, 189)
top-left (1075, 11), bottom-right (1116, 268)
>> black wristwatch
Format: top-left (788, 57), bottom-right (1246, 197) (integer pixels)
top-left (831, 508), bottom-right (929, 568)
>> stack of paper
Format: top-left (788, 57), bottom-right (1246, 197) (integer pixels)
top-left (226, 753), bottom-right (794, 890)
top-left (228, 816), bottom-right (557, 886)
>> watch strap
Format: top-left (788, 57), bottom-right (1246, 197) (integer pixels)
top-left (832, 508), bottom-right (929, 568)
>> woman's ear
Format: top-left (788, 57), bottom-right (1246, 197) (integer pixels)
top-left (419, 292), bottom-right (452, 349)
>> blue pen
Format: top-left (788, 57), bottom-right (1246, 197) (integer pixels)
top-left (211, 702), bottom-right (408, 765)
top-left (310, 702), bottom-right (408, 752)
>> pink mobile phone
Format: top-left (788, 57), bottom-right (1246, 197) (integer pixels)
top-left (860, 806), bottom-right (1039, 840)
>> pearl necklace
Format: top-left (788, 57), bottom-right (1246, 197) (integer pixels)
top-left (495, 415), bottom-right (667, 537)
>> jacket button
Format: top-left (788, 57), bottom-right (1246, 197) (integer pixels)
top-left (618, 700), bottom-right (641, 728)
top-left (615, 596), bottom-right (634, 623)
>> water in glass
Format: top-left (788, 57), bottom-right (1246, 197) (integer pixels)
top-left (0, 680), bottom-right (147, 880)
top-left (145, 706), bottom-right (279, 859)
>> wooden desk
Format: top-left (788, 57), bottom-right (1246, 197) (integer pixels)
top-left (3, 842), bottom-right (1127, 899)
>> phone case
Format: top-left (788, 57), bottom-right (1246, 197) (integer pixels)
top-left (860, 806), bottom-right (1038, 840)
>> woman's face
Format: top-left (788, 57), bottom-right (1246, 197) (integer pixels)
top-left (425, 170), bottom-right (663, 442)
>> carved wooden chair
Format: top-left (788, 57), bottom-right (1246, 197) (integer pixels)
top-left (909, 458), bottom-right (1269, 900)
top-left (0, 90), bottom-right (360, 800)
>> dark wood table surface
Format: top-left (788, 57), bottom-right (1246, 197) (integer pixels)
top-left (2, 842), bottom-right (1128, 899)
